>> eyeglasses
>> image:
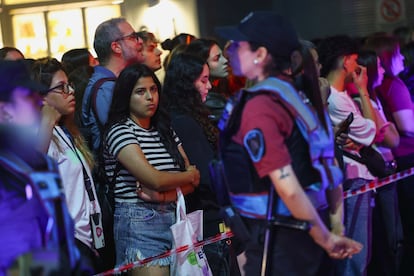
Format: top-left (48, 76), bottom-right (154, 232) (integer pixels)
top-left (114, 32), bottom-right (139, 42)
top-left (46, 83), bottom-right (74, 97)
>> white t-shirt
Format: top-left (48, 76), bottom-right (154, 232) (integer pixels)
top-left (327, 86), bottom-right (376, 180)
top-left (48, 125), bottom-right (100, 249)
top-left (354, 96), bottom-right (395, 162)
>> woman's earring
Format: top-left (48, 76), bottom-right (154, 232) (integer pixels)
top-left (253, 59), bottom-right (259, 65)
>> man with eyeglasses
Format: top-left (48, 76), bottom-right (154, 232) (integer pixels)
top-left (81, 17), bottom-right (144, 154)
top-left (80, 17), bottom-right (144, 271)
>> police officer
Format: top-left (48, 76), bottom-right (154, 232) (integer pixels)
top-left (215, 11), bottom-right (362, 275)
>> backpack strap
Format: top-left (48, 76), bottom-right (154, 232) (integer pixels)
top-left (342, 150), bottom-right (364, 163)
top-left (86, 77), bottom-right (116, 131)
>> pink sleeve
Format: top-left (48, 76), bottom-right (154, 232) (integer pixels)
top-left (382, 78), bottom-right (413, 112)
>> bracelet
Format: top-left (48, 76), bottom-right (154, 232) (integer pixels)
top-left (136, 183), bottom-right (142, 193)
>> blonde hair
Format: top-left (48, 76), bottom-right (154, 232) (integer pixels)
top-left (53, 115), bottom-right (95, 169)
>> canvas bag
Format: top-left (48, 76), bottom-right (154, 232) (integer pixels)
top-left (170, 188), bottom-right (213, 276)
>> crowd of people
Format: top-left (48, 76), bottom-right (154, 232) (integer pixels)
top-left (1, 12), bottom-right (414, 276)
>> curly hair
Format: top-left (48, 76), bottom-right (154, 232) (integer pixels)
top-left (185, 38), bottom-right (216, 62)
top-left (162, 53), bottom-right (218, 148)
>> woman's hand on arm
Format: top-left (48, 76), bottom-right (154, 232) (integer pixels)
top-left (136, 163), bottom-right (199, 203)
top-left (117, 143), bottom-right (200, 191)
top-left (137, 183), bottom-right (196, 203)
top-left (269, 165), bottom-right (362, 258)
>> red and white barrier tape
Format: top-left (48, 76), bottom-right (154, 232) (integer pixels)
top-left (94, 167), bottom-right (414, 275)
top-left (343, 167), bottom-right (414, 199)
top-left (94, 231), bottom-right (234, 276)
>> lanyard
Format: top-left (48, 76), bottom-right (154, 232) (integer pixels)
top-left (55, 126), bottom-right (96, 203)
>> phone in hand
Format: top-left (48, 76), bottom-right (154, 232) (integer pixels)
top-left (336, 112), bottom-right (354, 137)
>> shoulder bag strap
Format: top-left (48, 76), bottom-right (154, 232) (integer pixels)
top-left (342, 149), bottom-right (364, 164)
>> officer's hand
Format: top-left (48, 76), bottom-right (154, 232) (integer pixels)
top-left (326, 234), bottom-right (363, 259)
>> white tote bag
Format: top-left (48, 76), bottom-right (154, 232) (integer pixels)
top-left (170, 188), bottom-right (213, 276)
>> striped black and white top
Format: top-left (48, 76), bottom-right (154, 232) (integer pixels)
top-left (104, 117), bottom-right (181, 203)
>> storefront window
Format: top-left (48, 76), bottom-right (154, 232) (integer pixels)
top-left (11, 4), bottom-right (120, 59)
top-left (5, 0), bottom-right (54, 4)
top-left (48, 9), bottom-right (84, 60)
top-left (85, 5), bottom-right (121, 56)
top-left (12, 13), bottom-right (48, 58)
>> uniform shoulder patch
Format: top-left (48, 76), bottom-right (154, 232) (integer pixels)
top-left (243, 128), bottom-right (265, 162)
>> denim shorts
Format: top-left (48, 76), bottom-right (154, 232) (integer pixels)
top-left (114, 201), bottom-right (176, 267)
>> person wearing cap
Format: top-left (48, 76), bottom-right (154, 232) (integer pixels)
top-left (0, 60), bottom-right (81, 275)
top-left (215, 11), bottom-right (362, 275)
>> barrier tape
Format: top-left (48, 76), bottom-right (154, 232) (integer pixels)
top-left (94, 231), bottom-right (234, 276)
top-left (95, 167), bottom-right (414, 275)
top-left (343, 167), bottom-right (414, 199)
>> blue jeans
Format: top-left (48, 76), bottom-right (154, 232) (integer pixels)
top-left (336, 178), bottom-right (373, 276)
top-left (114, 201), bottom-right (176, 267)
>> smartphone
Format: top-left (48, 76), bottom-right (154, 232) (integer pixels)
top-left (336, 112), bottom-right (354, 137)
